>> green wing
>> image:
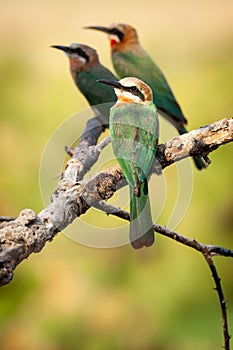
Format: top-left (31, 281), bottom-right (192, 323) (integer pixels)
top-left (109, 102), bottom-right (158, 189)
top-left (77, 63), bottom-right (117, 123)
top-left (112, 50), bottom-right (187, 126)
top-left (112, 51), bottom-right (206, 171)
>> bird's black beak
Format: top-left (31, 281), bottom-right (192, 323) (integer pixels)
top-left (84, 26), bottom-right (124, 42)
top-left (84, 25), bottom-right (112, 34)
top-left (51, 45), bottom-right (71, 53)
top-left (97, 79), bottom-right (123, 89)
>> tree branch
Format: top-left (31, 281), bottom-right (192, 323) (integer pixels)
top-left (204, 254), bottom-right (231, 350)
top-left (0, 116), bottom-right (232, 348)
top-left (155, 117), bottom-right (233, 169)
top-left (0, 117), bottom-right (232, 287)
top-left (94, 203), bottom-right (232, 349)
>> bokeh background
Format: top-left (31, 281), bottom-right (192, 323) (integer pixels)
top-left (0, 0), bottom-right (233, 349)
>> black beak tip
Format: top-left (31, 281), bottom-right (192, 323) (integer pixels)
top-left (83, 25), bottom-right (92, 29)
top-left (97, 79), bottom-right (115, 85)
top-left (97, 79), bottom-right (122, 90)
top-left (51, 45), bottom-right (68, 53)
top-left (84, 25), bottom-right (110, 34)
top-left (97, 79), bottom-right (107, 84)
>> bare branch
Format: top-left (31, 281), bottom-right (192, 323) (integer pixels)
top-left (155, 117), bottom-right (233, 169)
top-left (62, 117), bottom-right (109, 183)
top-left (95, 202), bottom-right (233, 257)
top-left (203, 254), bottom-right (231, 350)
top-left (95, 203), bottom-right (232, 349)
top-left (0, 116), bottom-right (232, 349)
top-left (0, 117), bottom-right (232, 287)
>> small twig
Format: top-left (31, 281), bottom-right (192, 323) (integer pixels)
top-left (95, 136), bottom-right (111, 151)
top-left (93, 201), bottom-right (130, 221)
top-left (95, 203), bottom-right (232, 349)
top-left (207, 246), bottom-right (233, 258)
top-left (96, 203), bottom-right (233, 257)
top-left (204, 254), bottom-right (231, 350)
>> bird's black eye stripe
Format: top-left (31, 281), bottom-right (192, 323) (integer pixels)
top-left (76, 48), bottom-right (89, 61)
top-left (70, 47), bottom-right (89, 61)
top-left (130, 86), bottom-right (138, 92)
top-left (128, 86), bottom-right (145, 101)
top-left (111, 28), bottom-right (124, 42)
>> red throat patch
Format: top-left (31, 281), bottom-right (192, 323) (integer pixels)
top-left (110, 39), bottom-right (117, 47)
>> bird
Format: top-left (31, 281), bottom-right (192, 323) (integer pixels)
top-left (98, 77), bottom-right (159, 249)
top-left (51, 43), bottom-right (118, 127)
top-left (85, 24), bottom-right (206, 170)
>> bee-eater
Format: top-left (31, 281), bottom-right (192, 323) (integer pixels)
top-left (51, 43), bottom-right (117, 126)
top-left (86, 24), bottom-right (206, 170)
top-left (98, 77), bottom-right (159, 249)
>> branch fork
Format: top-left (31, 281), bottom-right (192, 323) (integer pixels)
top-left (0, 117), bottom-right (232, 349)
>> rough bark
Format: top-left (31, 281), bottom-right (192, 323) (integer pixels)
top-left (0, 117), bottom-right (232, 287)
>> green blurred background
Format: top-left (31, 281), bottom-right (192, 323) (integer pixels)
top-left (0, 0), bottom-right (233, 349)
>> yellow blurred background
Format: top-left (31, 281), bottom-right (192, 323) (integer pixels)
top-left (0, 0), bottom-right (233, 349)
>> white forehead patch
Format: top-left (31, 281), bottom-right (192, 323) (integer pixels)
top-left (70, 43), bottom-right (79, 49)
top-left (119, 77), bottom-right (142, 87)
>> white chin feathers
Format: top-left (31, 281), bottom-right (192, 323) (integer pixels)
top-left (109, 34), bottom-right (120, 43)
top-left (114, 89), bottom-right (142, 103)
